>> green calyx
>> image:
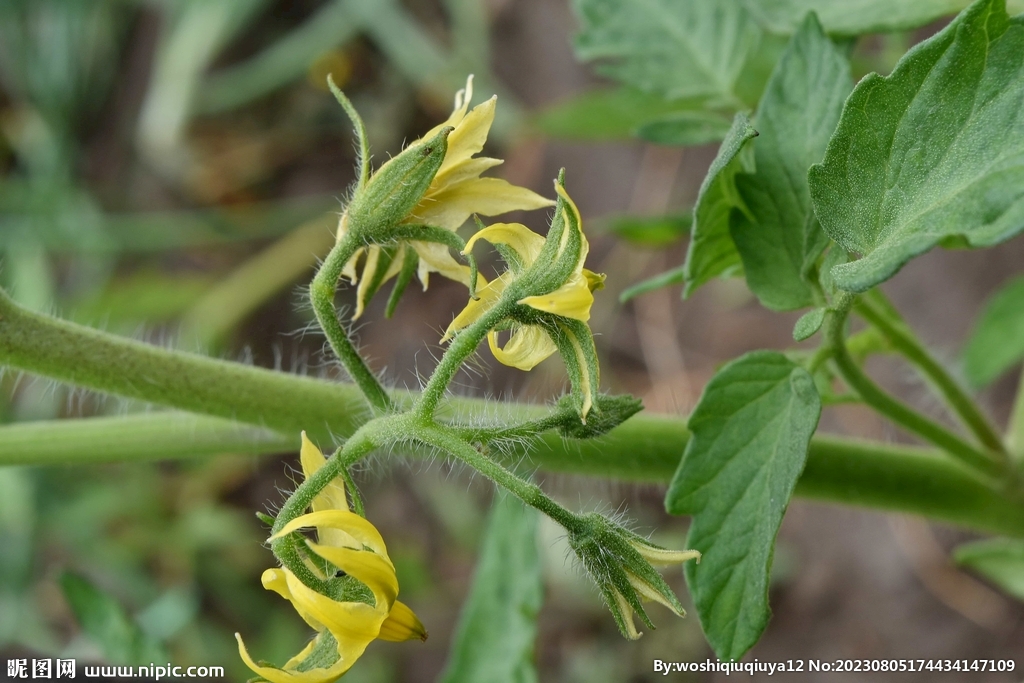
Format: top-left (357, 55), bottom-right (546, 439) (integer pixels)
top-left (567, 512), bottom-right (693, 640)
top-left (343, 126), bottom-right (452, 240)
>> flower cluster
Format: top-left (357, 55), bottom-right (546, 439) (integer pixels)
top-left (335, 76), bottom-right (553, 319)
top-left (444, 177), bottom-right (605, 421)
top-left (236, 435), bottom-right (425, 683)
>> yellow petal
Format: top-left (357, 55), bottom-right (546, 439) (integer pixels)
top-left (341, 247), bottom-right (363, 284)
top-left (414, 75), bottom-right (474, 145)
top-left (378, 600), bottom-right (428, 642)
top-left (236, 633), bottom-right (354, 683)
top-left (584, 269), bottom-right (606, 292)
top-left (299, 432), bottom-right (349, 516)
top-left (464, 222), bottom-right (546, 268)
top-left (282, 638), bottom-right (318, 670)
top-left (411, 177), bottom-right (554, 233)
top-left (352, 245), bottom-right (382, 320)
top-left (611, 590), bottom-right (642, 641)
top-left (518, 275), bottom-right (594, 322)
top-left (487, 326), bottom-right (558, 371)
top-left (284, 570), bottom-right (388, 655)
top-left (629, 543), bottom-right (701, 567)
top-left (271, 510), bottom-right (389, 558)
top-left (441, 274), bottom-right (509, 342)
top-left (262, 568), bottom-right (324, 632)
top-left (432, 156), bottom-right (503, 189)
top-left (626, 571), bottom-right (685, 617)
top-left (411, 240), bottom-right (477, 290)
top-left (438, 95), bottom-right (496, 174)
top-left (306, 541), bottom-right (399, 609)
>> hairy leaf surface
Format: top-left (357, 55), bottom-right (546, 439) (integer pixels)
top-left (682, 113), bottom-right (758, 297)
top-left (809, 0), bottom-right (1024, 293)
top-left (572, 0), bottom-right (762, 107)
top-left (666, 351), bottom-right (820, 660)
top-left (731, 13), bottom-right (851, 311)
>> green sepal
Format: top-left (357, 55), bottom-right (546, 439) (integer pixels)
top-left (555, 393), bottom-right (642, 439)
top-left (345, 127), bottom-right (452, 239)
top-left (385, 246), bottom-right (418, 319)
top-left (511, 170), bottom-right (583, 301)
top-left (549, 318), bottom-right (601, 423)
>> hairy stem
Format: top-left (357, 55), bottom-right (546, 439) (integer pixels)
top-left (412, 422), bottom-right (584, 533)
top-left (309, 236), bottom-right (394, 413)
top-left (5, 410), bottom-right (1024, 537)
top-left (855, 293), bottom-right (1006, 456)
top-left (2, 288), bottom-right (1022, 537)
top-left (414, 306), bottom-right (505, 419)
top-left (826, 292), bottom-right (1003, 478)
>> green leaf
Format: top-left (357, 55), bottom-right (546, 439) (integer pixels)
top-left (635, 111), bottom-right (734, 147)
top-left (963, 275), bottom-right (1024, 387)
top-left (572, 0), bottom-right (762, 108)
top-left (60, 572), bottom-right (167, 666)
top-left (808, 0), bottom-right (1024, 293)
top-left (666, 351), bottom-right (821, 660)
top-left (793, 307), bottom-right (826, 341)
top-left (743, 0), bottom-right (974, 35)
top-left (602, 212), bottom-right (692, 247)
top-left (954, 538), bottom-right (1024, 601)
top-left (730, 13), bottom-right (851, 311)
top-left (682, 113), bottom-right (758, 297)
top-left (439, 493), bottom-right (542, 683)
top-left (533, 87), bottom-right (706, 141)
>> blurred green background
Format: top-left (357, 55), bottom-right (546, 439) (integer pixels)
top-left (1, 1), bottom-right (1023, 681)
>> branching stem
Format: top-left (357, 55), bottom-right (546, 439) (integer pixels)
top-left (826, 292), bottom-right (1004, 479)
top-left (855, 293), bottom-right (1007, 456)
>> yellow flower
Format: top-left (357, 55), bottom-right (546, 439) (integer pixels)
top-left (237, 434), bottom-right (425, 683)
top-left (339, 75), bottom-right (554, 318)
top-left (442, 182), bottom-right (605, 415)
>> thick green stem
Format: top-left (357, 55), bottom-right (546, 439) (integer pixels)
top-left (310, 237), bottom-right (395, 413)
top-left (6, 410), bottom-right (1024, 537)
top-left (412, 422), bottom-right (584, 533)
top-left (855, 295), bottom-right (1007, 456)
top-left (2, 288), bottom-right (1023, 537)
top-left (826, 293), bottom-right (1003, 478)
top-left (0, 287), bottom-right (371, 443)
top-left (414, 306), bottom-right (505, 419)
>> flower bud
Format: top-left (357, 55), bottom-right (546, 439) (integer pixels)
top-left (567, 512), bottom-right (699, 640)
top-left (344, 127), bottom-right (452, 240)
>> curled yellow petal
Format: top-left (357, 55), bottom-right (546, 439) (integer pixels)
top-left (487, 326), bottom-right (558, 371)
top-left (518, 275), bottom-right (595, 322)
top-left (441, 274), bottom-right (509, 342)
top-left (262, 568), bottom-right (324, 632)
top-left (299, 433), bottom-right (349, 520)
top-left (378, 600), bottom-right (428, 642)
top-left (626, 570), bottom-right (685, 617)
top-left (611, 591), bottom-right (642, 641)
top-left (464, 222), bottom-right (546, 268)
top-left (236, 633), bottom-right (353, 683)
top-left (629, 543), bottom-right (701, 567)
top-left (271, 510), bottom-right (389, 558)
top-left (283, 570), bottom-right (387, 654)
top-left (306, 541), bottom-right (399, 609)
